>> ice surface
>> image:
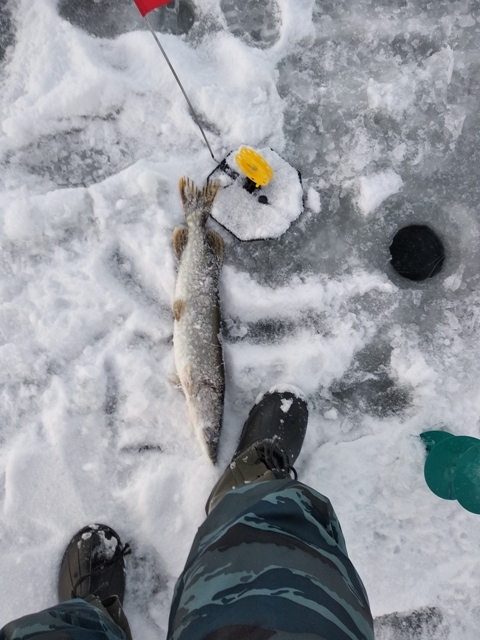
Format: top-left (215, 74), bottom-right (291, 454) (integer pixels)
top-left (1, 0), bottom-right (480, 638)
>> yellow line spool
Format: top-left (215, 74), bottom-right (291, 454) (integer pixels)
top-left (235, 146), bottom-right (274, 188)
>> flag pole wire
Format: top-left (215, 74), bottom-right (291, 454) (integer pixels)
top-left (144, 15), bottom-right (218, 163)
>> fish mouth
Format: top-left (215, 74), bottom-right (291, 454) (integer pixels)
top-left (187, 394), bottom-right (223, 464)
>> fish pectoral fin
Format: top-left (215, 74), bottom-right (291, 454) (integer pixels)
top-left (173, 227), bottom-right (188, 260)
top-left (173, 299), bottom-right (185, 321)
top-left (182, 365), bottom-right (195, 396)
top-left (181, 370), bottom-right (218, 399)
top-left (167, 373), bottom-right (182, 388)
top-left (207, 229), bottom-right (225, 267)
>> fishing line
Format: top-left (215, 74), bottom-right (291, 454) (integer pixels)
top-left (134, 0), bottom-right (304, 243)
top-left (143, 13), bottom-right (218, 163)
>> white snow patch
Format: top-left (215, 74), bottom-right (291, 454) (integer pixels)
top-left (280, 398), bottom-right (293, 413)
top-left (323, 408), bottom-right (338, 421)
top-left (254, 385), bottom-right (306, 407)
top-left (306, 187), bottom-right (321, 213)
top-left (356, 170), bottom-right (404, 216)
top-left (269, 384), bottom-right (306, 400)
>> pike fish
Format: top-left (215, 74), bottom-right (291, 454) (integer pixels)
top-left (173, 177), bottom-right (225, 463)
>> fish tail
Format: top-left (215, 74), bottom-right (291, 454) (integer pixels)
top-left (179, 177), bottom-right (220, 227)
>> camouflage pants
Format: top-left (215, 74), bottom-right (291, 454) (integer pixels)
top-left (167, 479), bottom-right (374, 640)
top-left (0, 598), bottom-right (126, 640)
top-left (1, 480), bottom-right (373, 640)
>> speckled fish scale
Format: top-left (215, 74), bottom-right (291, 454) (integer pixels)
top-left (172, 177), bottom-right (225, 463)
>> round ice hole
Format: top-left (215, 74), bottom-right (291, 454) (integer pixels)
top-left (389, 225), bottom-right (445, 281)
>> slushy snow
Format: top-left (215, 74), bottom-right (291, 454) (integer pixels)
top-left (0, 1), bottom-right (480, 639)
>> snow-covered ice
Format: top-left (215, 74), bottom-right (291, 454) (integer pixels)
top-left (1, 0), bottom-right (480, 638)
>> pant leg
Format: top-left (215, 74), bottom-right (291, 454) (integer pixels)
top-left (167, 479), bottom-right (374, 640)
top-left (0, 599), bottom-right (126, 640)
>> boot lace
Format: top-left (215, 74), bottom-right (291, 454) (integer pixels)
top-left (256, 440), bottom-right (298, 480)
top-left (71, 542), bottom-right (132, 599)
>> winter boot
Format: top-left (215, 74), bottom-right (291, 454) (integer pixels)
top-left (58, 524), bottom-right (132, 640)
top-left (206, 386), bottom-right (308, 513)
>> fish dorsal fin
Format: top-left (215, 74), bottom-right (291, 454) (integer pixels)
top-left (173, 226), bottom-right (188, 260)
top-left (167, 373), bottom-right (182, 388)
top-left (207, 229), bottom-right (225, 266)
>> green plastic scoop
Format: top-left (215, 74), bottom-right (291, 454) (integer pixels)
top-left (424, 435), bottom-right (480, 500)
top-left (453, 445), bottom-right (480, 514)
top-left (420, 430), bottom-right (454, 454)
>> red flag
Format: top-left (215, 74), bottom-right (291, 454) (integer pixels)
top-left (133, 0), bottom-right (174, 17)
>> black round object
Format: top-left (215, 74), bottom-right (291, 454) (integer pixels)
top-left (389, 225), bottom-right (445, 281)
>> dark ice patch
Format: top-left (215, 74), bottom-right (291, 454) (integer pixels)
top-left (220, 0), bottom-right (280, 49)
top-left (374, 607), bottom-right (449, 640)
top-left (107, 248), bottom-right (162, 311)
top-left (123, 542), bottom-right (166, 604)
top-left (331, 344), bottom-right (410, 418)
top-left (223, 317), bottom-right (297, 344)
top-left (223, 310), bottom-right (333, 345)
top-left (331, 376), bottom-right (410, 418)
top-left (57, 0), bottom-right (195, 38)
top-left (103, 359), bottom-right (118, 418)
top-left (156, 0), bottom-right (195, 36)
top-left (8, 123), bottom-right (134, 188)
top-left (58, 0), bottom-right (141, 39)
top-left (0, 2), bottom-right (14, 63)
top-left (120, 444), bottom-right (163, 453)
